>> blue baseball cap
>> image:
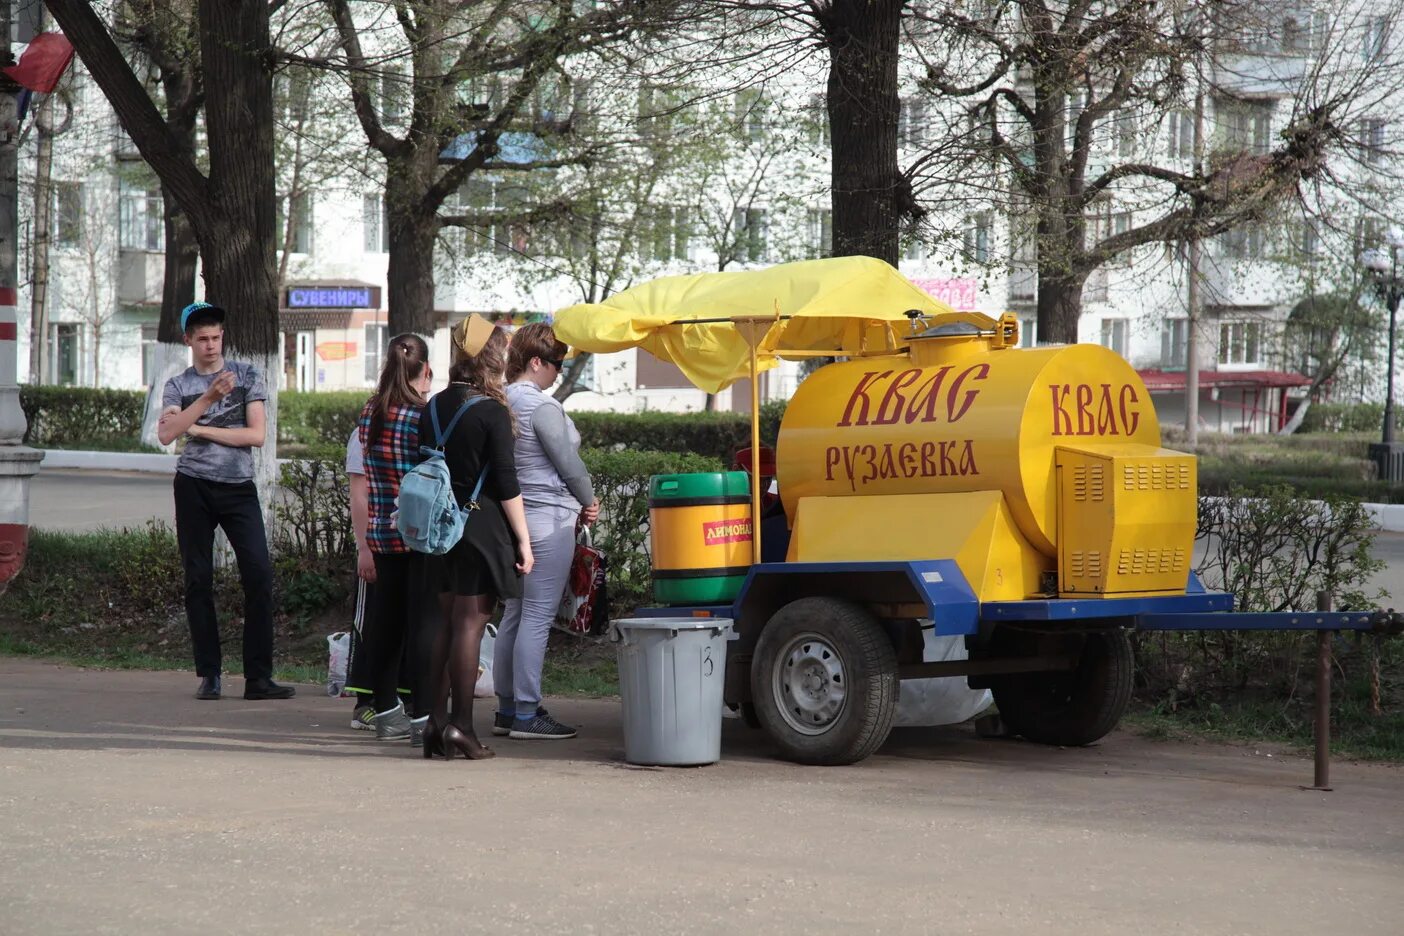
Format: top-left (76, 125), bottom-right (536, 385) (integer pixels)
top-left (180, 302), bottom-right (226, 332)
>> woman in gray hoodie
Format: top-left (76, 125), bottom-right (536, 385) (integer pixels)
top-left (493, 323), bottom-right (599, 740)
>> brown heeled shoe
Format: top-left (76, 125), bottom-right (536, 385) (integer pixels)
top-left (421, 718), bottom-right (446, 760)
top-left (442, 724), bottom-right (495, 760)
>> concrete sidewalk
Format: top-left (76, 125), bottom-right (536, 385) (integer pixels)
top-left (1, 657), bottom-right (1402, 935)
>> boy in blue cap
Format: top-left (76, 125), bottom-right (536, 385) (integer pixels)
top-left (159, 302), bottom-right (294, 701)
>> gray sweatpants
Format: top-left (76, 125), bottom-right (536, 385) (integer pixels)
top-left (494, 503), bottom-right (576, 714)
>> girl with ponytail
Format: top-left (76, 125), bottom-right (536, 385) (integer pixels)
top-left (354, 333), bottom-right (433, 743)
top-left (417, 314), bottom-right (534, 760)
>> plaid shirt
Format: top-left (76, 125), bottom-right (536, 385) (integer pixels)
top-left (358, 400), bottom-right (422, 554)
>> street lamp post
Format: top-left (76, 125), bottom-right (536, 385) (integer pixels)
top-left (1364, 227), bottom-right (1404, 482)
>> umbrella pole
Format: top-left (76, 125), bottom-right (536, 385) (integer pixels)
top-left (747, 326), bottom-right (763, 566)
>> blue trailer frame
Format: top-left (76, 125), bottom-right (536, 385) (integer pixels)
top-left (632, 559), bottom-right (1402, 785)
top-left (633, 559), bottom-right (1401, 635)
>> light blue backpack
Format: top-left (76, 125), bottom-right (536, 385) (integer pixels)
top-left (394, 395), bottom-right (489, 555)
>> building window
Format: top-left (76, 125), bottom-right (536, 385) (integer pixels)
top-left (52, 323), bottom-right (80, 385)
top-left (904, 236), bottom-right (925, 261)
top-left (1219, 99), bottom-right (1273, 155)
top-left (119, 181), bottom-right (163, 251)
top-left (1360, 118), bottom-right (1388, 163)
top-left (1363, 16), bottom-right (1391, 62)
top-left (278, 192), bottom-right (314, 254)
top-left (807, 208), bottom-right (832, 259)
top-left (363, 194), bottom-right (388, 253)
top-left (637, 84), bottom-right (676, 139)
top-left (1356, 216), bottom-right (1387, 256)
top-left (54, 182), bottom-right (83, 247)
top-left (1162, 318), bottom-right (1188, 368)
top-left (1168, 109), bottom-right (1195, 159)
top-left (734, 88), bottom-right (766, 142)
top-left (963, 213), bottom-right (991, 263)
top-left (807, 94), bottom-right (829, 147)
top-left (1100, 318), bottom-right (1129, 357)
top-left (1219, 320), bottom-right (1262, 365)
top-left (459, 178), bottom-right (528, 255)
top-left (363, 322), bottom-right (387, 384)
top-left (647, 205), bottom-right (691, 263)
top-left (731, 208), bottom-right (769, 263)
top-left (1298, 218), bottom-right (1320, 261)
top-left (380, 68), bottom-right (406, 123)
top-left (1065, 92), bottom-right (1086, 148)
top-left (1019, 316), bottom-right (1038, 348)
top-left (140, 323), bottom-right (159, 387)
top-left (899, 97), bottom-right (928, 148)
top-left (1116, 109), bottom-right (1136, 157)
top-left (1219, 224), bottom-right (1264, 259)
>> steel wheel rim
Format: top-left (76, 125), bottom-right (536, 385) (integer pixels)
top-left (772, 631), bottom-right (847, 736)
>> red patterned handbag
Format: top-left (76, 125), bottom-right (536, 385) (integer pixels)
top-left (557, 525), bottom-right (607, 634)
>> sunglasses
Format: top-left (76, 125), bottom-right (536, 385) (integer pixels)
top-left (543, 357), bottom-right (565, 370)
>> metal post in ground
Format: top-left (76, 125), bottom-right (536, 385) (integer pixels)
top-left (1308, 591), bottom-right (1333, 792)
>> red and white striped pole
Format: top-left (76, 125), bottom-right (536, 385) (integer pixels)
top-left (0, 10), bottom-right (45, 589)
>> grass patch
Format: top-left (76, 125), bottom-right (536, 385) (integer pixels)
top-left (541, 636), bottom-right (619, 697)
top-left (1125, 693), bottom-right (1404, 762)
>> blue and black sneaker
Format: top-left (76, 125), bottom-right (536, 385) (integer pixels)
top-left (509, 710), bottom-right (577, 740)
top-left (493, 705), bottom-right (548, 736)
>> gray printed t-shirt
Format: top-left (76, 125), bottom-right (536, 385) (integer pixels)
top-left (162, 361), bottom-right (267, 483)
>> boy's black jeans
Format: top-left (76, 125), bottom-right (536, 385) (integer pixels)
top-left (173, 472), bottom-right (275, 680)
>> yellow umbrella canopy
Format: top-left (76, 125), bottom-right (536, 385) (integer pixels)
top-left (551, 256), bottom-right (957, 393)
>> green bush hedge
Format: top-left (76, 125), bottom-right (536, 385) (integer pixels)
top-left (582, 448), bottom-right (723, 613)
top-left (279, 391), bottom-right (368, 446)
top-left (20, 386), bottom-right (145, 447)
top-left (1299, 402), bottom-right (1402, 435)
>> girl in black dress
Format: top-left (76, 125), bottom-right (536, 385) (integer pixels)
top-left (419, 316), bottom-right (534, 759)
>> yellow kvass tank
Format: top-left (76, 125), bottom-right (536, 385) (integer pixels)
top-left (776, 315), bottom-right (1196, 601)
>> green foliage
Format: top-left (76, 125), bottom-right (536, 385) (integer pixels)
top-left (1299, 402), bottom-right (1401, 435)
top-left (1129, 484), bottom-right (1403, 758)
top-left (278, 391), bottom-right (368, 446)
top-left (20, 386), bottom-right (145, 447)
top-left (1173, 429), bottom-right (1404, 503)
top-left (274, 445), bottom-right (354, 562)
top-left (569, 401), bottom-right (785, 463)
top-left (109, 522), bottom-right (187, 613)
top-left (581, 447), bottom-right (723, 614)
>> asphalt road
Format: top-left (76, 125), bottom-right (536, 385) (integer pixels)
top-left (27, 468), bottom-right (1404, 606)
top-left (1, 659), bottom-right (1401, 935)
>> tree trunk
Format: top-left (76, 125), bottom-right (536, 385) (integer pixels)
top-left (27, 95), bottom-right (55, 385)
top-left (1036, 273), bottom-right (1085, 345)
top-left (820, 0), bottom-right (905, 265)
top-left (385, 167), bottom-right (440, 338)
top-left (139, 187), bottom-right (198, 451)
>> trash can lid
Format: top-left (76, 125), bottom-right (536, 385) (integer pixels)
top-left (612, 617), bottom-right (734, 631)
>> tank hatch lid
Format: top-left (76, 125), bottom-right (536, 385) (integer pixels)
top-left (911, 321), bottom-right (982, 339)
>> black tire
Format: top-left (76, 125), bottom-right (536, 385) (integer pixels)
top-left (991, 629), bottom-right (1134, 747)
top-left (751, 597), bottom-right (898, 765)
top-left (739, 702), bottom-right (762, 730)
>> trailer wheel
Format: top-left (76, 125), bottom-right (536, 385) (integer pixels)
top-left (751, 597), bottom-right (898, 765)
top-left (991, 629), bottom-right (1133, 747)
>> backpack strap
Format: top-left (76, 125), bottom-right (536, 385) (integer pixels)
top-left (429, 393), bottom-right (485, 450)
top-left (465, 464), bottom-right (489, 512)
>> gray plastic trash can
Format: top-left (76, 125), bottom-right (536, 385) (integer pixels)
top-left (611, 617), bottom-right (733, 766)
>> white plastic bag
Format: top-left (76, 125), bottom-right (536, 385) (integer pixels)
top-left (893, 625), bottom-right (993, 727)
top-left (474, 623), bottom-right (497, 698)
top-left (326, 631), bottom-right (351, 697)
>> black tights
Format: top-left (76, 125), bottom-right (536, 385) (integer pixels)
top-left (417, 592), bottom-right (496, 739)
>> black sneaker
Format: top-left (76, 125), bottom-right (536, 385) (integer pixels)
top-left (509, 711), bottom-right (577, 740)
top-left (196, 675), bottom-right (221, 700)
top-left (244, 678), bottom-right (296, 700)
top-left (493, 706), bottom-right (548, 736)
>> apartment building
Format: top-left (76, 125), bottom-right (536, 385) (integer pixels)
top-left (16, 3), bottom-right (1400, 432)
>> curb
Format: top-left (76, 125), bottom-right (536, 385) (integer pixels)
top-left (39, 450), bottom-right (180, 473)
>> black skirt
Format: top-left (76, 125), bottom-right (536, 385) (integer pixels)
top-left (434, 494), bottom-right (523, 600)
